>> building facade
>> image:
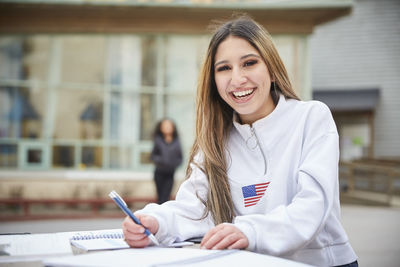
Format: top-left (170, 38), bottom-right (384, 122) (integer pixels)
top-left (311, 0), bottom-right (400, 161)
top-left (0, 0), bottom-right (352, 184)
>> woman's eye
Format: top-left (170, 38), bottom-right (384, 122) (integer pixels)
top-left (244, 60), bottom-right (258, 67)
top-left (216, 65), bottom-right (230, 72)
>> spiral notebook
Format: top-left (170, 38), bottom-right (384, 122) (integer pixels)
top-left (69, 229), bottom-right (194, 252)
top-left (70, 229), bottom-right (129, 252)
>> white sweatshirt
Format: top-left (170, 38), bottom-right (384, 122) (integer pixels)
top-left (139, 95), bottom-right (357, 266)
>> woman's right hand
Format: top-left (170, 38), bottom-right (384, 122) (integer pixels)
top-left (122, 213), bottom-right (159, 248)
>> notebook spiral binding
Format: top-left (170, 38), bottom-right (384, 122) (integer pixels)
top-left (71, 231), bottom-right (124, 240)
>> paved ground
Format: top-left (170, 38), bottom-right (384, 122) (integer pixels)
top-left (340, 205), bottom-right (400, 267)
top-left (1, 204), bottom-right (400, 267)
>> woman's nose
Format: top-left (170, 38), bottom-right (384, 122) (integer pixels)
top-left (230, 68), bottom-right (247, 87)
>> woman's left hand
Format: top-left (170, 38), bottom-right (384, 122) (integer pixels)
top-left (200, 223), bottom-right (249, 250)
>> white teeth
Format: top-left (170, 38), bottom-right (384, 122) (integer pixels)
top-left (233, 89), bottom-right (254, 98)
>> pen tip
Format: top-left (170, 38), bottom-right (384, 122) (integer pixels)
top-left (149, 234), bottom-right (160, 246)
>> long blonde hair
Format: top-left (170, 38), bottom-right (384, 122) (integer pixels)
top-left (186, 16), bottom-right (299, 225)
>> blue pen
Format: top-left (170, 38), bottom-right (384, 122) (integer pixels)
top-left (109, 190), bottom-right (160, 246)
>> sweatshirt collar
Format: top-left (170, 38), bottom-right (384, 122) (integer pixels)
top-left (232, 94), bottom-right (288, 140)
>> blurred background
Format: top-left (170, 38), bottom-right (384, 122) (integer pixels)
top-left (0, 0), bottom-right (399, 266)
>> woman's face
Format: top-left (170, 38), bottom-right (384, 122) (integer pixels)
top-left (160, 120), bottom-right (174, 135)
top-left (214, 36), bottom-right (275, 125)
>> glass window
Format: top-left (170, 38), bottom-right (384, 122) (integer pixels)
top-left (0, 36), bottom-right (50, 81)
top-left (109, 92), bottom-right (139, 141)
top-left (0, 34), bottom-right (207, 170)
top-left (108, 91), bottom-right (156, 142)
top-left (54, 89), bottom-right (103, 140)
top-left (164, 94), bottom-right (195, 151)
top-left (0, 86), bottom-right (45, 139)
top-left (108, 36), bottom-right (141, 89)
top-left (0, 37), bottom-right (24, 80)
top-left (338, 118), bottom-right (371, 161)
top-left (20, 142), bottom-right (49, 169)
top-left (140, 93), bottom-right (156, 141)
top-left (0, 144), bottom-right (17, 167)
top-left (27, 148), bottom-right (42, 163)
top-left (109, 146), bottom-right (132, 169)
top-left (53, 145), bottom-right (75, 167)
top-left (22, 36), bottom-right (51, 82)
top-left (140, 151), bottom-right (151, 165)
top-left (81, 146), bottom-right (102, 168)
top-left (60, 36), bottom-right (106, 84)
top-left (273, 35), bottom-right (308, 96)
top-left (164, 36), bottom-right (200, 92)
top-left (141, 36), bottom-right (157, 87)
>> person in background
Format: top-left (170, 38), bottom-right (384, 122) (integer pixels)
top-left (150, 119), bottom-right (183, 204)
top-left (123, 16), bottom-right (358, 267)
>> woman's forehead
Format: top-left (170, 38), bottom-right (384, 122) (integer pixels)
top-left (215, 36), bottom-right (260, 62)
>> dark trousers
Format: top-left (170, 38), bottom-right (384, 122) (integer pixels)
top-left (154, 169), bottom-right (175, 204)
top-left (335, 260), bottom-right (358, 267)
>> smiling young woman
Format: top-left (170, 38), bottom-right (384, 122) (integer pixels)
top-left (122, 16), bottom-right (358, 267)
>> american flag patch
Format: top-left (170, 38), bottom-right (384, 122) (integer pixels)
top-left (242, 182), bottom-right (270, 207)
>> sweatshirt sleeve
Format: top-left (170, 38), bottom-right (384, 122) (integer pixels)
top-left (150, 138), bottom-right (163, 165)
top-left (176, 140), bottom-right (183, 166)
top-left (171, 139), bottom-right (183, 169)
top-left (234, 103), bottom-right (340, 256)
top-left (137, 161), bottom-right (214, 245)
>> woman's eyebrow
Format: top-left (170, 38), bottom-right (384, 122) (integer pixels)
top-left (241, 54), bottom-right (261, 60)
top-left (214, 60), bottom-right (228, 67)
top-left (214, 53), bottom-right (261, 67)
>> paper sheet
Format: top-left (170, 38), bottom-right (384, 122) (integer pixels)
top-left (0, 232), bottom-right (73, 263)
top-left (70, 238), bottom-right (129, 251)
top-left (43, 247), bottom-right (221, 267)
top-left (0, 232), bottom-right (72, 256)
top-left (43, 247), bottom-right (311, 267)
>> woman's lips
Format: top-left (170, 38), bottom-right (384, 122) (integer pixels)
top-left (230, 88), bottom-right (256, 103)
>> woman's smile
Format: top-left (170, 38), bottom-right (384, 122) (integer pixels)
top-left (230, 87), bottom-right (257, 102)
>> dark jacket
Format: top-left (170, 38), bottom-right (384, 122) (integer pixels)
top-left (150, 135), bottom-right (183, 173)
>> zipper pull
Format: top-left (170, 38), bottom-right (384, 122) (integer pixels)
top-left (246, 127), bottom-right (258, 150)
